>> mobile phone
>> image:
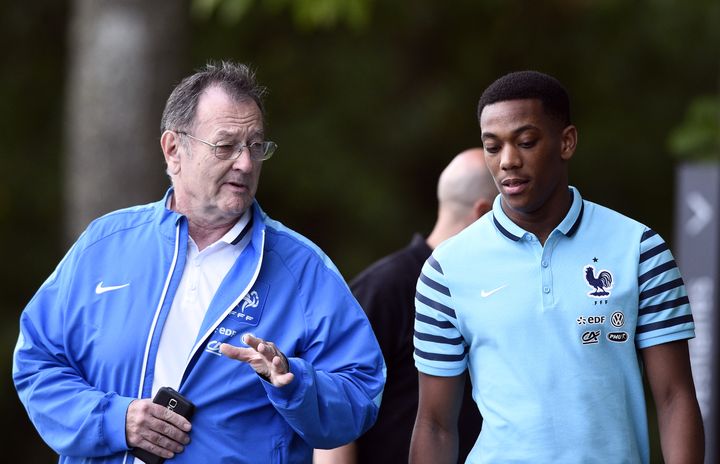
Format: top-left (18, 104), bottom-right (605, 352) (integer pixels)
top-left (131, 387), bottom-right (196, 464)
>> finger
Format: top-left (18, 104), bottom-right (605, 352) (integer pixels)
top-left (271, 352), bottom-right (288, 374)
top-left (267, 354), bottom-right (296, 387)
top-left (220, 343), bottom-right (256, 361)
top-left (143, 416), bottom-right (190, 448)
top-left (241, 332), bottom-right (262, 350)
top-left (257, 342), bottom-right (277, 362)
top-left (270, 370), bottom-right (296, 387)
top-left (152, 403), bottom-right (192, 436)
top-left (136, 433), bottom-right (180, 459)
top-left (139, 428), bottom-right (186, 455)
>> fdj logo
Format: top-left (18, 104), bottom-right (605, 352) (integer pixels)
top-left (581, 330), bottom-right (601, 345)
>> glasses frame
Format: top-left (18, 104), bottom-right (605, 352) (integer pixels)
top-left (176, 131), bottom-right (277, 161)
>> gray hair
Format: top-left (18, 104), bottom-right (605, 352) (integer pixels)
top-left (160, 61), bottom-right (267, 134)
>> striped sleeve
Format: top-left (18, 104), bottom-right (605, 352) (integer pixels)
top-left (413, 255), bottom-right (468, 376)
top-left (635, 228), bottom-right (695, 349)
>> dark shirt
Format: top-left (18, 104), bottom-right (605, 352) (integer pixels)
top-left (351, 234), bottom-right (482, 463)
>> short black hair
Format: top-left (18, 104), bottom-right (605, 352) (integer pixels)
top-left (477, 71), bottom-right (571, 126)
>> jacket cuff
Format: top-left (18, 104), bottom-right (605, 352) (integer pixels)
top-left (103, 393), bottom-right (135, 452)
top-left (262, 357), bottom-right (307, 408)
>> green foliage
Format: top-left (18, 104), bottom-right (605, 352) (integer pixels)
top-left (191, 0), bottom-right (373, 29)
top-left (668, 95), bottom-right (720, 161)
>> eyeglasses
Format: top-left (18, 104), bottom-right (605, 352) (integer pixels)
top-left (177, 131), bottom-right (277, 161)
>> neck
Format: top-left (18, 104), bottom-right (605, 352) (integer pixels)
top-left (187, 219), bottom-right (237, 251)
top-left (426, 212), bottom-right (473, 249)
top-left (169, 193), bottom-right (242, 251)
top-left (503, 188), bottom-right (573, 245)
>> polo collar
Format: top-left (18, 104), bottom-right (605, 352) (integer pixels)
top-left (161, 187), bottom-right (254, 246)
top-left (492, 186), bottom-right (584, 241)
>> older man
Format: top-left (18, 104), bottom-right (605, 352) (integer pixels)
top-left (13, 61), bottom-right (385, 464)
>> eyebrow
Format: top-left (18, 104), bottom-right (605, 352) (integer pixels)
top-left (481, 124), bottom-right (539, 140)
top-left (215, 129), bottom-right (265, 140)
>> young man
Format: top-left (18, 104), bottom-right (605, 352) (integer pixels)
top-left (410, 71), bottom-right (704, 463)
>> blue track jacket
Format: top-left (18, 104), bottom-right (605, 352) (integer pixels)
top-left (13, 192), bottom-right (385, 463)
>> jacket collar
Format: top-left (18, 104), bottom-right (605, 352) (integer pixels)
top-left (156, 187), bottom-right (266, 245)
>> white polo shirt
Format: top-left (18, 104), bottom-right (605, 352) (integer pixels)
top-left (150, 210), bottom-right (253, 396)
top-left (414, 187), bottom-right (695, 464)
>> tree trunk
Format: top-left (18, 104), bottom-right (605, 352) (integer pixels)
top-left (64, 0), bottom-right (189, 242)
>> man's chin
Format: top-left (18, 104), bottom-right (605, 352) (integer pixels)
top-left (220, 197), bottom-right (253, 216)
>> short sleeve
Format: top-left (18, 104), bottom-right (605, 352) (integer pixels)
top-left (413, 255), bottom-right (468, 376)
top-left (636, 229), bottom-right (695, 348)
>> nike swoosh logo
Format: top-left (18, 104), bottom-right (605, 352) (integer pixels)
top-left (480, 284), bottom-right (508, 298)
top-left (95, 281), bottom-right (130, 294)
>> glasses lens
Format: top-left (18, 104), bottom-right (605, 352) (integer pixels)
top-left (214, 144), bottom-right (235, 160)
top-left (261, 142), bottom-right (277, 160)
top-left (248, 142), bottom-right (266, 160)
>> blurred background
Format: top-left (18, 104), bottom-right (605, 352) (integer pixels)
top-left (1, 0), bottom-right (718, 461)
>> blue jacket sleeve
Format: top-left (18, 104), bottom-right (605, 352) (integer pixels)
top-left (12, 240), bottom-right (134, 457)
top-left (263, 261), bottom-right (386, 449)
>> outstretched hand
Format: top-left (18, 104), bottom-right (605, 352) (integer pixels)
top-left (220, 333), bottom-right (295, 387)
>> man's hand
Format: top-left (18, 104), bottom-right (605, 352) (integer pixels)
top-left (126, 399), bottom-right (192, 459)
top-left (220, 333), bottom-right (295, 387)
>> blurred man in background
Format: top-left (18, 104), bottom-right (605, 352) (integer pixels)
top-left (14, 61), bottom-right (385, 464)
top-left (411, 70), bottom-right (704, 463)
top-left (316, 148), bottom-right (495, 463)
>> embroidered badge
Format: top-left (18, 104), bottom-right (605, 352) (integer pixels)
top-left (228, 282), bottom-right (269, 327)
top-left (584, 264), bottom-right (613, 299)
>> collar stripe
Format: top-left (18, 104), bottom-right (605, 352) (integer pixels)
top-left (230, 215), bottom-right (254, 245)
top-left (565, 201), bottom-right (584, 237)
top-left (493, 215), bottom-right (521, 241)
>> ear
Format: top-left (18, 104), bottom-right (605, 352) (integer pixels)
top-left (473, 198), bottom-right (493, 219)
top-left (560, 125), bottom-right (577, 161)
top-left (160, 130), bottom-right (182, 175)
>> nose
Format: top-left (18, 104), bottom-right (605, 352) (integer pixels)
top-left (231, 147), bottom-right (254, 172)
top-left (499, 146), bottom-right (521, 171)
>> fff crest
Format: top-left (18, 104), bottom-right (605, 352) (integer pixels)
top-left (584, 265), bottom-right (613, 298)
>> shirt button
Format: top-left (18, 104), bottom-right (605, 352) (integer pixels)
top-left (543, 286), bottom-right (550, 294)
top-left (542, 261), bottom-right (548, 268)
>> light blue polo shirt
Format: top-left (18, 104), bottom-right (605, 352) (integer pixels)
top-left (414, 187), bottom-right (695, 464)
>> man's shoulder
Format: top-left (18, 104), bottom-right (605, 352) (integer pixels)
top-left (581, 199), bottom-right (649, 235)
top-left (82, 200), bottom-right (164, 244)
top-left (260, 212), bottom-right (343, 277)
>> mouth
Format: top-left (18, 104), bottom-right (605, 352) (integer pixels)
top-left (223, 180), bottom-right (249, 192)
top-left (500, 177), bottom-right (529, 195)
